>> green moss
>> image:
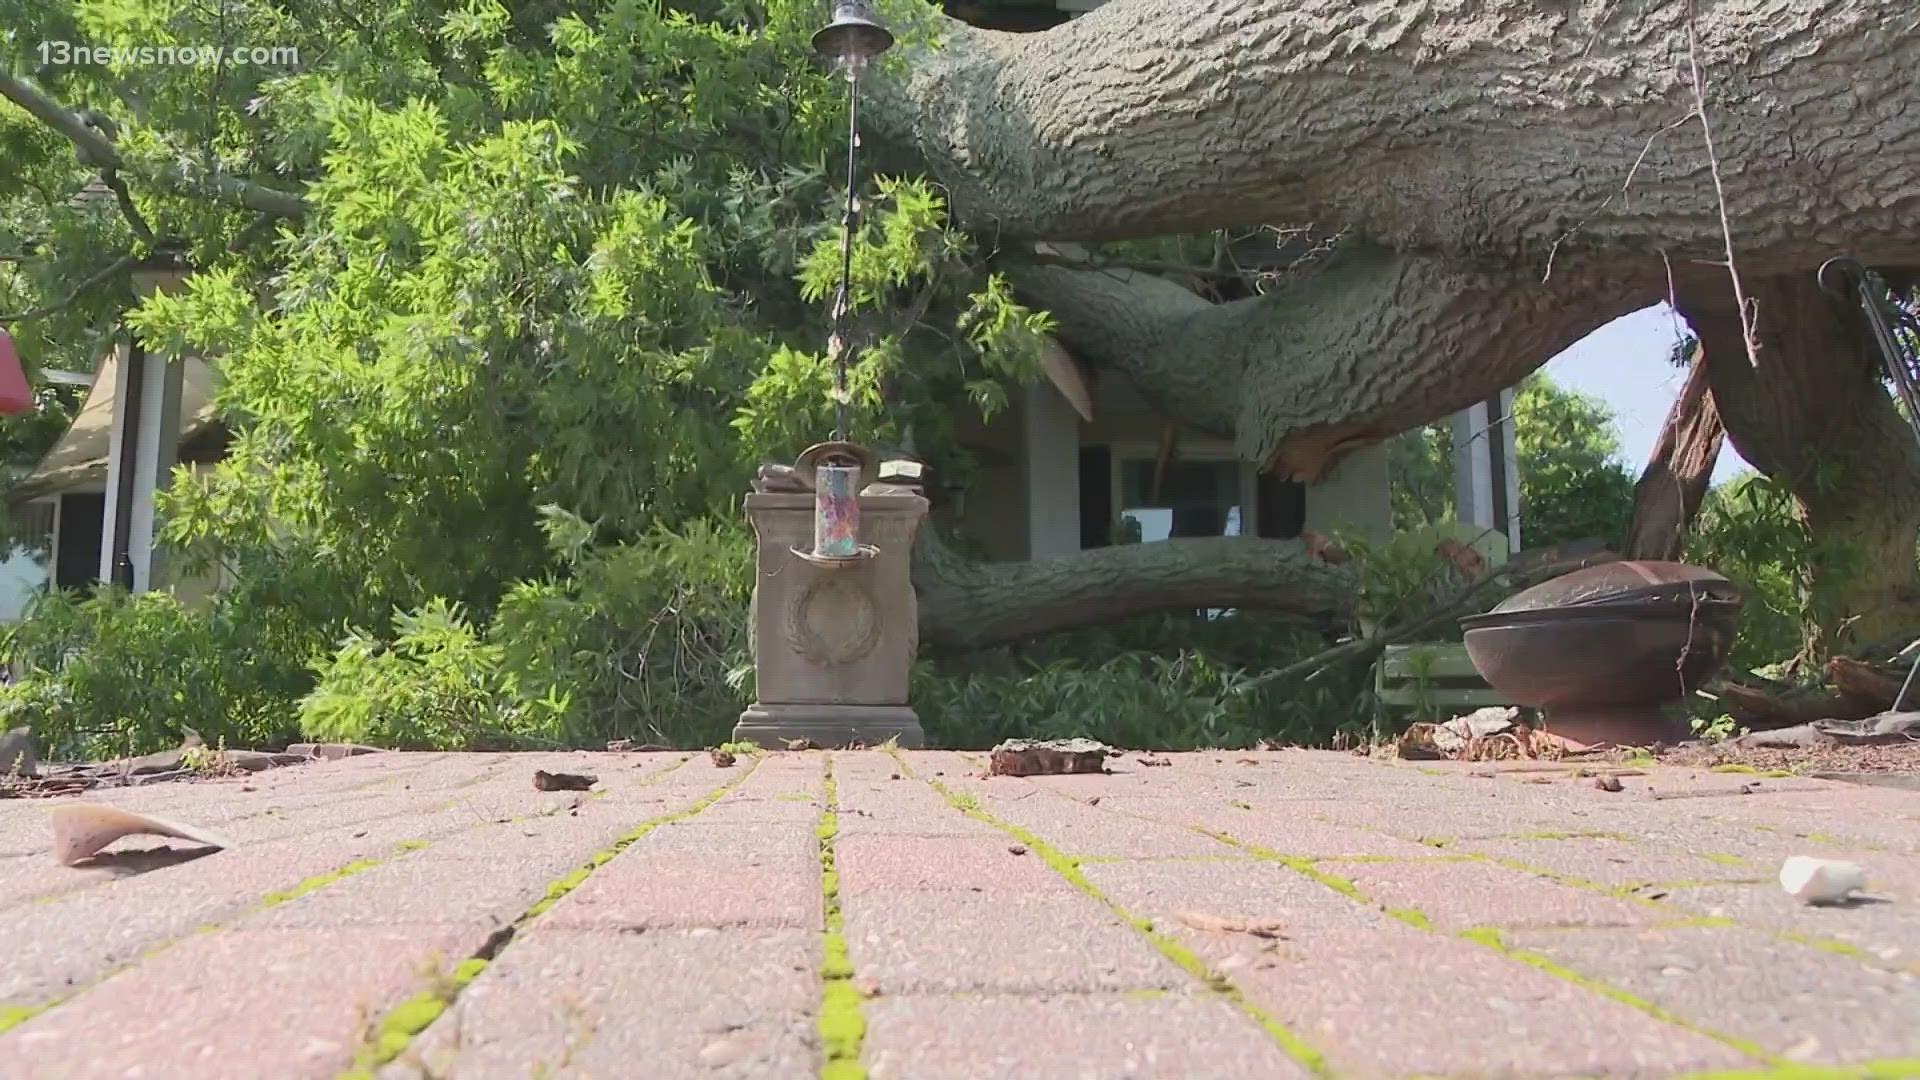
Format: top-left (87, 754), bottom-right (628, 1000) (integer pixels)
top-left (897, 759), bottom-right (1333, 1079)
top-left (817, 762), bottom-right (870, 1080)
top-left (1459, 928), bottom-right (1778, 1064)
top-left (395, 839), bottom-right (431, 851)
top-left (1710, 764), bottom-right (1761, 774)
top-left (1649, 916), bottom-right (1739, 931)
top-left (1200, 830), bottom-right (1367, 904)
top-left (0, 1004), bottom-right (48, 1034)
top-left (1699, 851), bottom-right (1750, 867)
top-left (1385, 908), bottom-right (1433, 930)
top-left (258, 858), bottom-right (382, 907)
top-left (337, 765), bottom-right (757, 1079)
top-left (1774, 931), bottom-right (1873, 961)
top-left (1671, 1061), bottom-right (1920, 1079)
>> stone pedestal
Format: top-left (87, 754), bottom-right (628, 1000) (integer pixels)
top-left (733, 487), bottom-right (929, 749)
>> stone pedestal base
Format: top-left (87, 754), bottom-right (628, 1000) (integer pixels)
top-left (733, 703), bottom-right (925, 750)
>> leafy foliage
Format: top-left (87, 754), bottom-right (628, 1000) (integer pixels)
top-left (299, 597), bottom-right (567, 750)
top-left (0, 586), bottom-right (315, 758)
top-left (0, 0), bottom-right (1064, 755)
top-left (915, 612), bottom-right (1378, 751)
top-left (1390, 372), bottom-right (1636, 550)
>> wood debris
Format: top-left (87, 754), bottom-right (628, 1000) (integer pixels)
top-left (532, 770), bottom-right (598, 792)
top-left (987, 738), bottom-right (1110, 777)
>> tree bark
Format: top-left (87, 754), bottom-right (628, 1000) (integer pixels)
top-left (1676, 273), bottom-right (1920, 657)
top-left (1009, 251), bottom-right (1642, 481)
top-left (874, 1), bottom-right (1920, 266)
top-left (1624, 340), bottom-right (1725, 561)
top-left (914, 535), bottom-right (1355, 650)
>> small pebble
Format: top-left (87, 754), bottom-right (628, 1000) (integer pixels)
top-left (1008, 844), bottom-right (1028, 856)
top-left (1594, 775), bottom-right (1623, 792)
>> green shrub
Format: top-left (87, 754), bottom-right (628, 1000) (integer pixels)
top-left (914, 612), bottom-right (1377, 751)
top-left (0, 586), bottom-right (314, 759)
top-left (491, 514), bottom-right (754, 749)
top-left (299, 598), bottom-right (568, 750)
top-left (1685, 472), bottom-right (1814, 672)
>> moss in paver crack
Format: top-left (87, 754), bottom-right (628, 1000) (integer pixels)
top-left (1458, 928), bottom-right (1781, 1066)
top-left (344, 956), bottom-right (492, 1077)
top-left (0, 1004), bottom-right (49, 1034)
top-left (339, 762), bottom-right (758, 1077)
top-left (892, 756), bottom-right (1334, 1080)
top-left (1673, 1061), bottom-right (1920, 1079)
top-left (1476, 852), bottom-right (1909, 977)
top-left (0, 840), bottom-right (433, 1036)
top-left (817, 759), bottom-right (868, 1080)
top-left (1199, 827), bottom-right (1783, 1068)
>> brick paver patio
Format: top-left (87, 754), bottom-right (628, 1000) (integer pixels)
top-left (3, 748), bottom-right (1918, 1078)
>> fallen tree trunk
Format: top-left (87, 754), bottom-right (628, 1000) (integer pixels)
top-left (1625, 340), bottom-right (1725, 561)
top-left (913, 535), bottom-right (1357, 651)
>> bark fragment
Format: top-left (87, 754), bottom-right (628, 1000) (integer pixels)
top-left (986, 738), bottom-right (1110, 777)
top-left (1625, 341), bottom-right (1725, 561)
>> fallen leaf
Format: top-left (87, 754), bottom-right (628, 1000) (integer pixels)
top-left (50, 803), bottom-right (232, 867)
top-left (784, 738), bottom-right (817, 751)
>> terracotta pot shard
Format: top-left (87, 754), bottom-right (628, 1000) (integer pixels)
top-left (50, 802), bottom-right (234, 867)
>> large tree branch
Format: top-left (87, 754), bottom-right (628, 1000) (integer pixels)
top-left (1009, 250), bottom-right (1645, 480)
top-left (1624, 340), bottom-right (1724, 561)
top-left (874, 0), bottom-right (1920, 268)
top-left (914, 535), bottom-right (1356, 651)
top-left (0, 254), bottom-right (136, 324)
top-left (0, 73), bottom-right (309, 219)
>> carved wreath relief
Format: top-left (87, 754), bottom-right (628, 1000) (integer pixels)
top-left (785, 574), bottom-right (881, 666)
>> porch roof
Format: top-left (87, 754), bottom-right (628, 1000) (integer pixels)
top-left (8, 347), bottom-right (221, 505)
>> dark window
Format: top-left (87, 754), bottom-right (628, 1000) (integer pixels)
top-left (1256, 472), bottom-right (1306, 539)
top-left (54, 492), bottom-right (104, 593)
top-left (1078, 444), bottom-right (1112, 548)
top-left (1117, 459), bottom-right (1242, 541)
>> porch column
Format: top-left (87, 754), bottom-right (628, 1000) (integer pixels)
top-left (100, 261), bottom-right (192, 593)
top-left (1022, 382), bottom-right (1082, 560)
top-left (1450, 386), bottom-right (1522, 552)
top-left (98, 341), bottom-right (185, 593)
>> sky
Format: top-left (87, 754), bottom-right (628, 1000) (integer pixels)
top-left (1541, 303), bottom-right (1752, 487)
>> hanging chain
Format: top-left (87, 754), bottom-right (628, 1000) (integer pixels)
top-left (1819, 257), bottom-right (1920, 448)
top-left (830, 72), bottom-right (862, 444)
